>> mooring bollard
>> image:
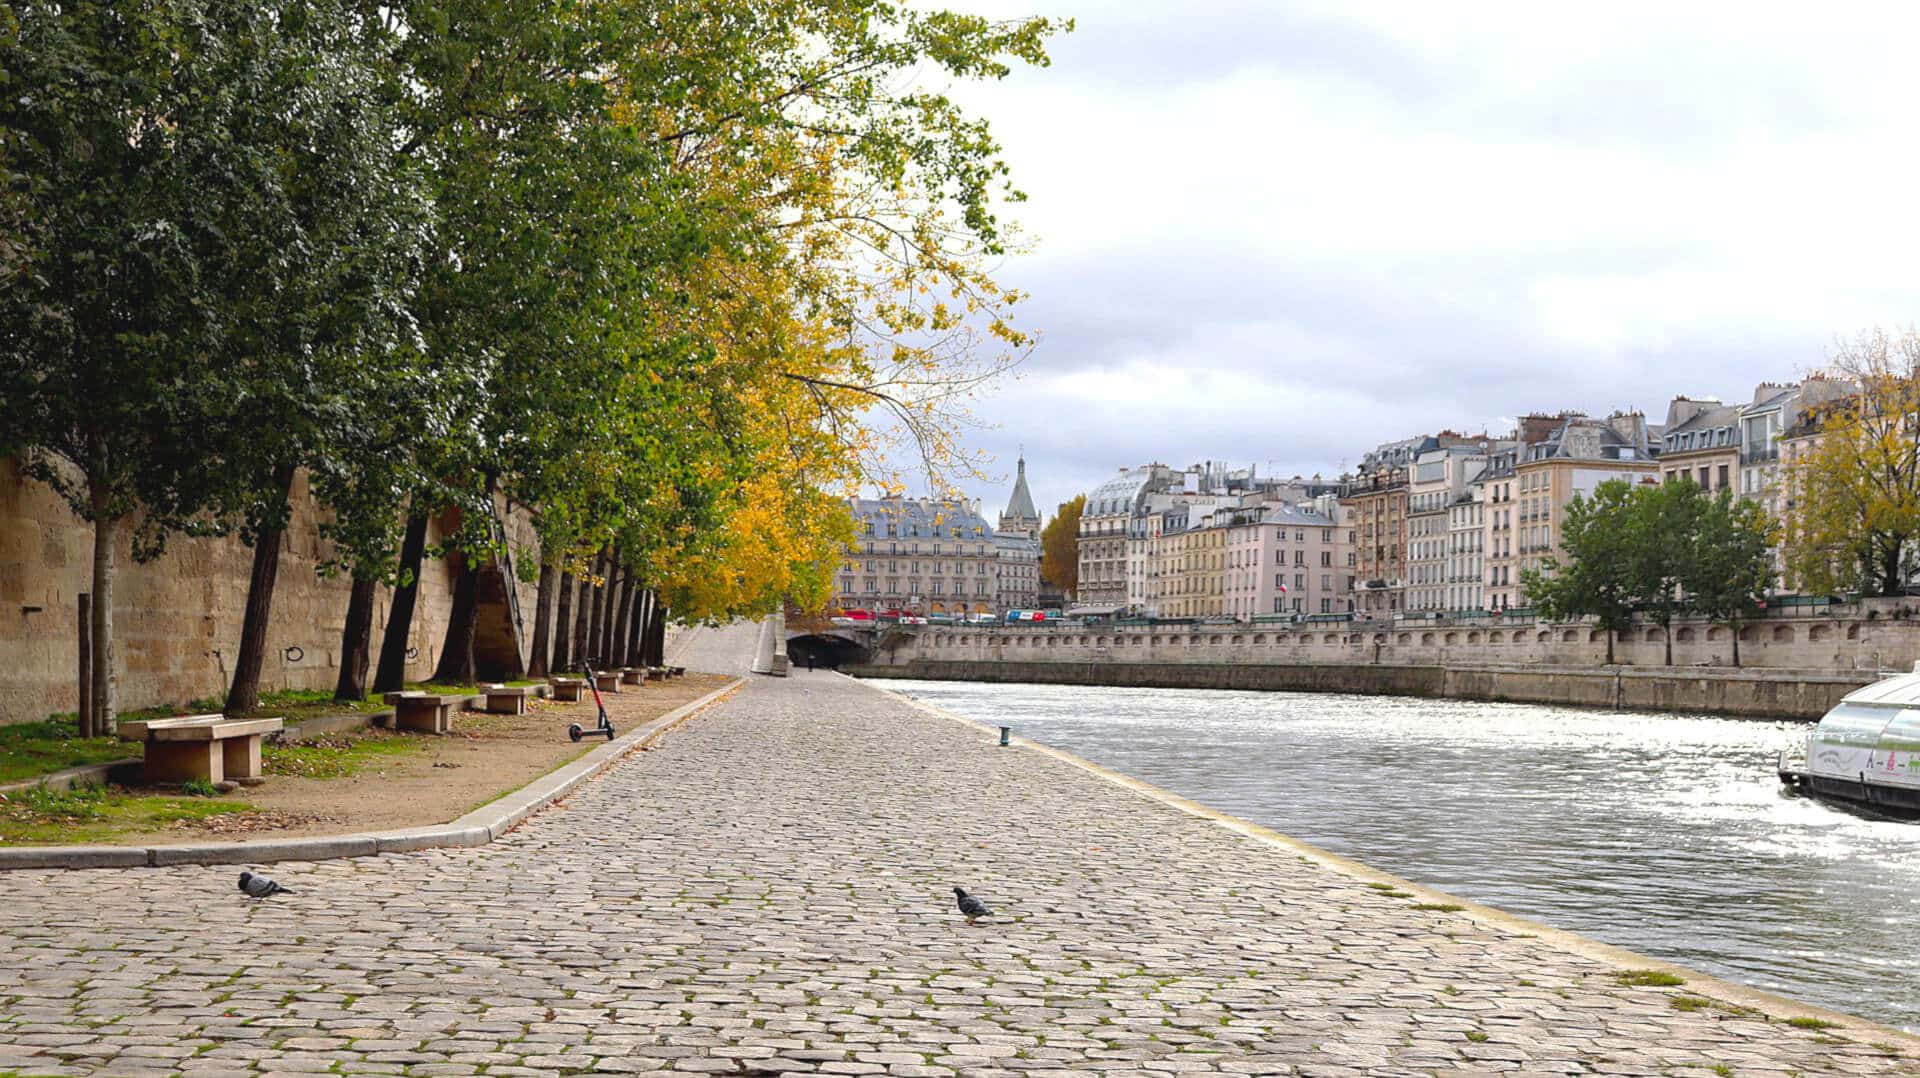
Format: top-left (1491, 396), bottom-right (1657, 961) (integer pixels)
top-left (998, 726), bottom-right (1011, 747)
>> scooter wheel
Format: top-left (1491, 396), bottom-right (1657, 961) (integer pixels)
top-left (603, 726), bottom-right (616, 740)
top-left (568, 724), bottom-right (583, 743)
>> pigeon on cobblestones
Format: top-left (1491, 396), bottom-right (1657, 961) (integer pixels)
top-left (953, 887), bottom-right (991, 925)
top-left (238, 871), bottom-right (290, 899)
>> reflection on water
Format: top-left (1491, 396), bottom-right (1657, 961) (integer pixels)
top-left (881, 678), bottom-right (1920, 1031)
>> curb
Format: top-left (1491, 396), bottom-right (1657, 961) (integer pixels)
top-left (852, 673), bottom-right (1920, 1049)
top-left (0, 677), bottom-right (744, 871)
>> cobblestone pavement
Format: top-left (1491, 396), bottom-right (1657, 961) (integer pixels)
top-left (1, 622), bottom-right (1913, 1077)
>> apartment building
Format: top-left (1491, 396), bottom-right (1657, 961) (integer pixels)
top-left (1220, 503), bottom-right (1351, 618)
top-left (835, 497), bottom-right (1000, 616)
top-left (1442, 476), bottom-right (1484, 612)
top-left (1514, 413), bottom-right (1661, 581)
top-left (1659, 397), bottom-right (1739, 493)
top-left (1406, 445), bottom-right (1495, 612)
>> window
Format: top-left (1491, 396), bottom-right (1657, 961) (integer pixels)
top-left (1718, 464), bottom-right (1729, 489)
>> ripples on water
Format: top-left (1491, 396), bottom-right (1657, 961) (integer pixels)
top-left (881, 679), bottom-right (1920, 1031)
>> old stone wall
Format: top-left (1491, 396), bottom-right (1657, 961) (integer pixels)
top-left (848, 659), bottom-right (1869, 720)
top-left (886, 611), bottom-right (1920, 673)
top-left (0, 459), bottom-right (543, 725)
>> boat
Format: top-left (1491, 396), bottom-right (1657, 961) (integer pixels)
top-left (1779, 667), bottom-right (1920, 815)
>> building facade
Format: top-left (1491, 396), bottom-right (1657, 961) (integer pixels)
top-left (835, 497), bottom-right (999, 616)
top-left (1659, 398), bottom-right (1740, 494)
top-left (834, 461), bottom-right (1044, 617)
top-left (1514, 413), bottom-right (1661, 582)
top-left (1221, 504), bottom-right (1350, 618)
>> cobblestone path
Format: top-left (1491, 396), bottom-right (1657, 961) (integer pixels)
top-left (1, 623), bottom-right (1913, 1077)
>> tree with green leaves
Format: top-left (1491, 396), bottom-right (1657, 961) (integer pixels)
top-left (0, 0), bottom-right (430, 731)
top-left (1522, 479), bottom-right (1640, 664)
top-left (1684, 490), bottom-right (1779, 667)
top-left (1631, 478), bottom-right (1707, 665)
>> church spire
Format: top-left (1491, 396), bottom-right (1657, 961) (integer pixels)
top-left (1000, 451), bottom-right (1038, 536)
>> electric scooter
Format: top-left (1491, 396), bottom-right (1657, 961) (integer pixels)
top-left (570, 660), bottom-right (617, 742)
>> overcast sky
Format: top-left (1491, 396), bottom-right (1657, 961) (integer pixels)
top-left (918, 1), bottom-right (1920, 525)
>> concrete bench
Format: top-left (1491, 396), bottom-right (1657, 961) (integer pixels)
top-left (382, 692), bottom-right (456, 735)
top-left (118, 714), bottom-right (284, 787)
top-left (619, 666), bottom-right (644, 686)
top-left (668, 666), bottom-right (686, 678)
top-left (479, 684), bottom-right (532, 715)
top-left (591, 670), bottom-right (622, 693)
top-left (549, 676), bottom-right (586, 702)
top-left (645, 667), bottom-right (667, 681)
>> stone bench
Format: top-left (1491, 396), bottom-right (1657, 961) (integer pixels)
top-left (382, 692), bottom-right (456, 735)
top-left (479, 684), bottom-right (532, 715)
top-left (645, 667), bottom-right (668, 681)
top-left (591, 670), bottom-right (622, 693)
top-left (118, 714), bottom-right (284, 787)
top-left (668, 666), bottom-right (686, 678)
top-left (619, 666), bottom-right (644, 686)
top-left (549, 676), bottom-right (586, 702)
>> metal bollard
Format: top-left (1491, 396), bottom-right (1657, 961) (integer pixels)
top-left (998, 726), bottom-right (1011, 747)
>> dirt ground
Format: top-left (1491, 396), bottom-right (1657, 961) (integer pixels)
top-left (130, 673), bottom-right (737, 843)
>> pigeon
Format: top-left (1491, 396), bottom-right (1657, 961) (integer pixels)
top-left (238, 871), bottom-right (290, 899)
top-left (953, 886), bottom-right (991, 925)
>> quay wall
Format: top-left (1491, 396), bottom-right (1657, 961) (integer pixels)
top-left (847, 659), bottom-right (1867, 720)
top-left (842, 614), bottom-right (1919, 718)
top-left (0, 459), bottom-right (544, 725)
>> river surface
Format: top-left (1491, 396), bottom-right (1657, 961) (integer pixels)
top-left (877, 678), bottom-right (1920, 1031)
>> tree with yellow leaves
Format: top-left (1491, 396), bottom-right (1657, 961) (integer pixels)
top-left (1783, 328), bottom-right (1918, 596)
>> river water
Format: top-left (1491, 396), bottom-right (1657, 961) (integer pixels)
top-left (878, 678), bottom-right (1920, 1031)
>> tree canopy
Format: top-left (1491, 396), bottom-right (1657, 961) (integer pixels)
top-left (1524, 477), bottom-right (1777, 665)
top-left (1783, 329), bottom-right (1917, 597)
top-left (0, 0), bottom-right (1068, 722)
top-left (1040, 494), bottom-right (1083, 597)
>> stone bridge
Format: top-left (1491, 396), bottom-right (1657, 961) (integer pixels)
top-left (785, 624), bottom-right (882, 669)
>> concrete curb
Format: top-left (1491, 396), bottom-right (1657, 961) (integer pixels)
top-left (0, 678), bottom-right (744, 872)
top-left (852, 673), bottom-right (1920, 1050)
top-left (0, 759), bottom-right (138, 796)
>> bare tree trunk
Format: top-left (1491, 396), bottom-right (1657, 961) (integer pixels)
top-left (88, 483), bottom-right (118, 736)
top-left (373, 512), bottom-right (429, 694)
top-left (584, 549), bottom-right (609, 664)
top-left (1605, 627), bottom-right (1615, 666)
top-left (626, 586), bottom-right (648, 666)
top-left (334, 573), bottom-right (377, 702)
top-left (551, 570), bottom-right (576, 673)
top-left (227, 465), bottom-right (299, 716)
top-left (608, 563), bottom-right (632, 665)
top-left (1731, 620), bottom-right (1742, 667)
top-left (77, 592), bottom-right (92, 738)
top-left (571, 559), bottom-right (594, 669)
top-left (644, 598), bottom-right (667, 666)
top-left (1664, 618), bottom-right (1673, 666)
top-left (432, 547), bottom-right (479, 684)
top-left (528, 555), bottom-right (558, 679)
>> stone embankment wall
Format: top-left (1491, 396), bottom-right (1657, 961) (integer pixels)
top-left (0, 459), bottom-right (542, 725)
top-left (850, 659), bottom-right (1864, 719)
top-left (847, 611), bottom-right (1920, 719)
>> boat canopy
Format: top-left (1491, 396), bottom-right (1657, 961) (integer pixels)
top-left (1806, 672), bottom-right (1920, 788)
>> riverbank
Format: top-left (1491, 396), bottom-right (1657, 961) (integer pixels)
top-left (1, 628), bottom-right (1911, 1075)
top-left (849, 657), bottom-right (1870, 719)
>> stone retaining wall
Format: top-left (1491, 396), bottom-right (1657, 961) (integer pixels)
top-left (849, 658), bottom-right (1870, 720)
top-left (0, 459), bottom-right (543, 725)
top-left (886, 612), bottom-right (1920, 674)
